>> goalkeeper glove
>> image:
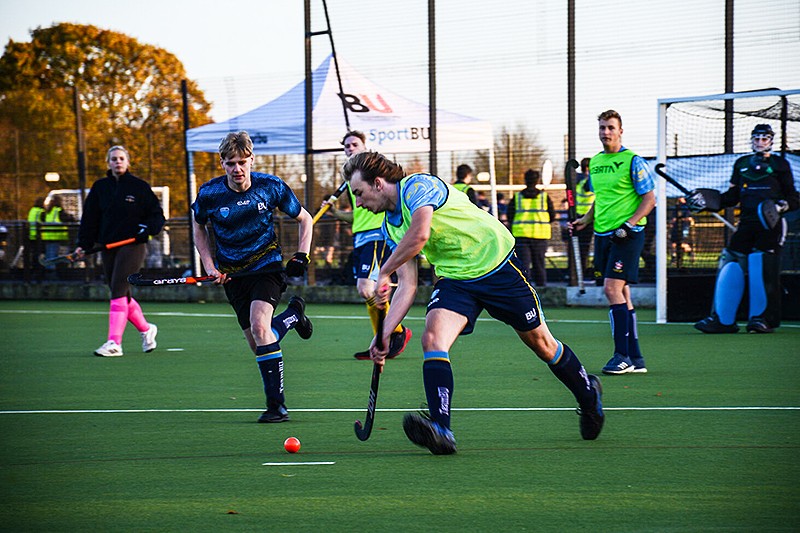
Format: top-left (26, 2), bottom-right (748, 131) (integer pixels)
top-left (285, 252), bottom-right (310, 277)
top-left (685, 190), bottom-right (707, 213)
top-left (611, 221), bottom-right (635, 244)
top-left (135, 224), bottom-right (149, 243)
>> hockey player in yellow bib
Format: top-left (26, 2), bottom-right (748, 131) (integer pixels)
top-left (341, 151), bottom-right (604, 455)
top-left (319, 131), bottom-right (411, 359)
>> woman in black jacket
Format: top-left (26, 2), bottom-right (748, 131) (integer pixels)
top-left (75, 145), bottom-right (165, 357)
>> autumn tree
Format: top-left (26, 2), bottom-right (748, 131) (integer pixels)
top-left (0, 23), bottom-right (213, 219)
top-left (474, 124), bottom-right (547, 185)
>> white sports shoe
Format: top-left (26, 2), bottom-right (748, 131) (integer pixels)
top-left (141, 323), bottom-right (158, 353)
top-left (95, 340), bottom-right (123, 357)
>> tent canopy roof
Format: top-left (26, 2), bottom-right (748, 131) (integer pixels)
top-left (186, 55), bottom-right (493, 155)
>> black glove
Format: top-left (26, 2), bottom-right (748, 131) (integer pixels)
top-left (685, 190), bottom-right (707, 213)
top-left (135, 224), bottom-right (149, 244)
top-left (611, 221), bottom-right (635, 244)
top-left (285, 252), bottom-right (310, 277)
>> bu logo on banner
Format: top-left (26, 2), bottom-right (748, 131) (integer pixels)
top-left (338, 92), bottom-right (393, 114)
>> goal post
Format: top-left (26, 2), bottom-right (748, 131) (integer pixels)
top-left (655, 88), bottom-right (800, 324)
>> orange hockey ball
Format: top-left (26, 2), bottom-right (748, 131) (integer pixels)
top-left (284, 437), bottom-right (301, 453)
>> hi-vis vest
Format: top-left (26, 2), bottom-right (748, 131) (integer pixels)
top-left (511, 192), bottom-right (551, 239)
top-left (575, 184), bottom-right (595, 216)
top-left (28, 206), bottom-right (44, 239)
top-left (452, 182), bottom-right (473, 196)
top-left (42, 206), bottom-right (69, 241)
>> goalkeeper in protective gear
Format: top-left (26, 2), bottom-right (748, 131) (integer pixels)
top-left (695, 124), bottom-right (799, 334)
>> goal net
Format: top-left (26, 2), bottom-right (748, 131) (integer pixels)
top-left (654, 89), bottom-right (800, 323)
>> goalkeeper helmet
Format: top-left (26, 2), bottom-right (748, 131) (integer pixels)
top-left (751, 124), bottom-right (774, 154)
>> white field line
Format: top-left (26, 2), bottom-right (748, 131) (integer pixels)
top-left (262, 462), bottom-right (335, 466)
top-left (2, 406), bottom-right (798, 415)
top-left (1, 309), bottom-right (798, 328)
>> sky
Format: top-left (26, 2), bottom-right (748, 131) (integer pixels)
top-left (2, 0), bottom-right (799, 172)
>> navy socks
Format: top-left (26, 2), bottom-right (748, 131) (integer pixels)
top-left (422, 352), bottom-right (453, 430)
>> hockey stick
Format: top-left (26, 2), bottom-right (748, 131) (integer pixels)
top-left (312, 181), bottom-right (349, 224)
top-left (563, 159), bottom-right (585, 294)
top-left (654, 164), bottom-right (736, 231)
top-left (127, 273), bottom-right (218, 286)
top-left (354, 294), bottom-right (386, 441)
top-left (39, 237), bottom-right (137, 266)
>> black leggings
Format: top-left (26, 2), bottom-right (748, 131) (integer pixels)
top-left (102, 243), bottom-right (147, 299)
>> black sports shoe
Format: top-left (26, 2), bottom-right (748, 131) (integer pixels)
top-left (288, 296), bottom-right (313, 339)
top-left (258, 405), bottom-right (290, 423)
top-left (577, 374), bottom-right (604, 440)
top-left (387, 326), bottom-right (412, 359)
top-left (402, 412), bottom-right (457, 455)
top-left (746, 316), bottom-right (774, 334)
top-left (353, 349), bottom-right (371, 360)
top-left (694, 315), bottom-right (739, 334)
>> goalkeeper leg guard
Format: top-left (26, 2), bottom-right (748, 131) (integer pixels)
top-left (713, 248), bottom-right (747, 326)
top-left (748, 251), bottom-right (781, 331)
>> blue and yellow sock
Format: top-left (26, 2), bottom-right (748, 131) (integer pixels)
top-left (256, 342), bottom-right (284, 409)
top-left (423, 351), bottom-right (453, 430)
top-left (548, 340), bottom-right (594, 408)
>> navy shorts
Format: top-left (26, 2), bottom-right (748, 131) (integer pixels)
top-left (352, 240), bottom-right (391, 281)
top-left (223, 270), bottom-right (287, 330)
top-left (593, 231), bottom-right (644, 284)
top-left (426, 252), bottom-right (544, 335)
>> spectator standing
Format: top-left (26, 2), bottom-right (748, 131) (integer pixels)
top-left (507, 169), bottom-right (555, 287)
top-left (75, 145), bottom-right (164, 357)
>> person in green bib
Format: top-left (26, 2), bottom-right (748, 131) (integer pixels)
top-left (452, 163), bottom-right (478, 205)
top-left (320, 130), bottom-right (412, 360)
top-left (572, 110), bottom-right (655, 375)
top-left (341, 151), bottom-right (604, 455)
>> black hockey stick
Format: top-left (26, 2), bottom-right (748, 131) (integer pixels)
top-left (563, 159), bottom-right (585, 294)
top-left (127, 273), bottom-right (218, 286)
top-left (39, 237), bottom-right (137, 267)
top-left (127, 268), bottom-right (254, 286)
top-left (312, 181), bottom-right (349, 224)
top-left (354, 297), bottom-right (386, 441)
top-left (654, 163), bottom-right (736, 231)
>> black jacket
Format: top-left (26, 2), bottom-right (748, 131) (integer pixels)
top-left (77, 171), bottom-right (165, 250)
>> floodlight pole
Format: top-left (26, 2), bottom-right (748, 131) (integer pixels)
top-left (428, 0), bottom-right (438, 176)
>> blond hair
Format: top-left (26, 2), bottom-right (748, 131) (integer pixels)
top-left (218, 131), bottom-right (254, 160)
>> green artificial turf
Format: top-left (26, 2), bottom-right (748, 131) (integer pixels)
top-left (1, 300), bottom-right (798, 532)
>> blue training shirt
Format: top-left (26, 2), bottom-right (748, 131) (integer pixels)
top-left (192, 172), bottom-right (302, 273)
